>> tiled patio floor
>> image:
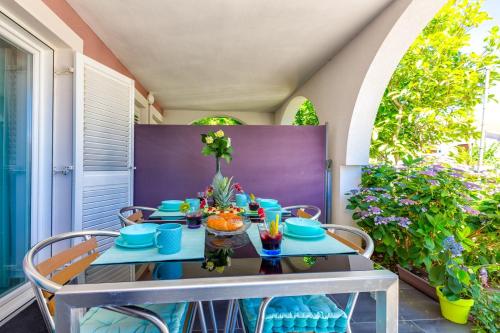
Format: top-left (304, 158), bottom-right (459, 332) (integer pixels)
top-left (1, 281), bottom-right (471, 333)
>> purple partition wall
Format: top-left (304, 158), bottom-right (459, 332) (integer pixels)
top-left (134, 125), bottom-right (327, 219)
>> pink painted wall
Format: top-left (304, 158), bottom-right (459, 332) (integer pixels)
top-left (42, 0), bottom-right (162, 112)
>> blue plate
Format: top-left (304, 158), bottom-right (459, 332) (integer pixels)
top-left (158, 206), bottom-right (181, 212)
top-left (283, 225), bottom-right (326, 240)
top-left (115, 236), bottom-right (154, 248)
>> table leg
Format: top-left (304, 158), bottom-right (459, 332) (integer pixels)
top-left (208, 301), bottom-right (218, 331)
top-left (55, 299), bottom-right (83, 332)
top-left (376, 279), bottom-right (399, 333)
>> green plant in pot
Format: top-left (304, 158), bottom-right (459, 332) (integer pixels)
top-left (429, 236), bottom-right (480, 324)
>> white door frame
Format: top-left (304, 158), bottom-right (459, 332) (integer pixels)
top-left (0, 12), bottom-right (53, 322)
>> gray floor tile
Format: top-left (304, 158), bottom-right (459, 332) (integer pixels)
top-left (412, 319), bottom-right (472, 333)
top-left (350, 320), bottom-right (424, 333)
top-left (399, 288), bottom-right (442, 320)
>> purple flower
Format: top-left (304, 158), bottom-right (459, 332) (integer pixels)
top-left (461, 205), bottom-right (480, 216)
top-left (368, 206), bottom-right (382, 215)
top-left (421, 207), bottom-right (428, 212)
top-left (443, 236), bottom-right (463, 257)
top-left (363, 195), bottom-right (378, 203)
top-left (374, 216), bottom-right (388, 225)
top-left (380, 193), bottom-right (392, 199)
top-left (399, 198), bottom-right (418, 206)
top-left (428, 179), bottom-right (440, 186)
top-left (369, 187), bottom-right (387, 192)
top-left (397, 217), bottom-right (411, 228)
top-left (463, 182), bottom-right (481, 190)
top-left (420, 169), bottom-right (437, 177)
top-left (347, 189), bottom-right (359, 195)
top-left (449, 172), bottom-right (463, 178)
top-left (431, 164), bottom-right (445, 171)
top-left (359, 211), bottom-right (370, 219)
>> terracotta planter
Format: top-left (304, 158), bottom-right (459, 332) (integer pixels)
top-left (397, 265), bottom-right (438, 301)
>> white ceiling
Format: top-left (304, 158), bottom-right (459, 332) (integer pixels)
top-left (68, 0), bottom-right (393, 113)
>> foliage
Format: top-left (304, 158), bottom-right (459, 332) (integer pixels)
top-left (346, 159), bottom-right (499, 328)
top-left (346, 158), bottom-right (482, 271)
top-left (192, 117), bottom-right (242, 126)
top-left (449, 142), bottom-right (500, 169)
top-left (429, 236), bottom-right (480, 300)
top-left (293, 100), bottom-right (319, 126)
top-left (371, 0), bottom-right (500, 164)
top-left (200, 129), bottom-right (233, 163)
top-left (470, 290), bottom-right (500, 333)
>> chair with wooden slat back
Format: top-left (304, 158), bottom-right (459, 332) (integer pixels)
top-left (23, 230), bottom-right (197, 333)
top-left (282, 205), bottom-right (321, 220)
top-left (119, 206), bottom-right (187, 227)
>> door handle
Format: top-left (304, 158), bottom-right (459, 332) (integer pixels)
top-left (53, 165), bottom-right (74, 175)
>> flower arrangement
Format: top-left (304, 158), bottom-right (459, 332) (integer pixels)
top-left (201, 129), bottom-right (233, 173)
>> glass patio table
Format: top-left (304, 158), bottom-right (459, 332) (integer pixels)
top-left (54, 228), bottom-right (399, 333)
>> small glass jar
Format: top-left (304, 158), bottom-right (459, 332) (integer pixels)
top-left (186, 209), bottom-right (203, 229)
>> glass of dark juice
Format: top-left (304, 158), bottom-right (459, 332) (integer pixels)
top-left (248, 201), bottom-right (260, 211)
top-left (186, 209), bottom-right (203, 229)
top-left (258, 223), bottom-right (283, 256)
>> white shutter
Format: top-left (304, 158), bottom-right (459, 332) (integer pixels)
top-left (73, 53), bottom-right (134, 249)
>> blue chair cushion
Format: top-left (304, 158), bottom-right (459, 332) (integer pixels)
top-left (80, 302), bottom-right (189, 333)
top-left (239, 295), bottom-right (347, 333)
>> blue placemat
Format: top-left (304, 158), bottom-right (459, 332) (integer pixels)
top-left (246, 224), bottom-right (357, 257)
top-left (149, 210), bottom-right (186, 220)
top-left (92, 226), bottom-right (205, 265)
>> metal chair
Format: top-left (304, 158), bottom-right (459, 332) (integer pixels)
top-left (23, 230), bottom-right (202, 333)
top-left (228, 224), bottom-right (374, 333)
top-left (119, 206), bottom-right (187, 227)
top-left (281, 205), bottom-right (321, 220)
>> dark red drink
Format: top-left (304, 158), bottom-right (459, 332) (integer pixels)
top-left (258, 228), bottom-right (283, 255)
top-left (186, 211), bottom-right (202, 229)
top-left (249, 201), bottom-right (260, 211)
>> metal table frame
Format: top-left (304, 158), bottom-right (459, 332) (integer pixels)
top-left (55, 269), bottom-right (398, 332)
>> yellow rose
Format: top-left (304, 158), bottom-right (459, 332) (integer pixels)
top-left (215, 130), bottom-right (224, 138)
top-left (205, 136), bottom-right (214, 144)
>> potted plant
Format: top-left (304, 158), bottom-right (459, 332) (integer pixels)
top-left (429, 236), bottom-right (480, 324)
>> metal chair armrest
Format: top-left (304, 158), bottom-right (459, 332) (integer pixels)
top-left (281, 205), bottom-right (321, 220)
top-left (321, 224), bottom-right (374, 258)
top-left (103, 305), bottom-right (169, 333)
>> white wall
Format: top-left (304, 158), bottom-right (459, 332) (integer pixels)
top-left (163, 109), bottom-right (275, 125)
top-left (276, 0), bottom-right (446, 227)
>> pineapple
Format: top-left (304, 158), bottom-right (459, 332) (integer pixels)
top-left (211, 173), bottom-right (234, 209)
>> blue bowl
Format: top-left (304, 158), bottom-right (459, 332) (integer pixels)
top-left (120, 223), bottom-right (157, 245)
top-left (258, 198), bottom-right (279, 208)
top-left (160, 200), bottom-right (183, 211)
top-left (285, 218), bottom-right (321, 236)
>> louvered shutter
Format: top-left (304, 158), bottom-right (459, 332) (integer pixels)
top-left (73, 53), bottom-right (134, 249)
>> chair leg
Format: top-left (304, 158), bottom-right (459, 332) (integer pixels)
top-left (197, 301), bottom-right (208, 333)
top-left (344, 292), bottom-right (359, 333)
top-left (187, 303), bottom-right (197, 333)
top-left (224, 299), bottom-right (235, 333)
top-left (238, 303), bottom-right (247, 333)
top-left (208, 301), bottom-right (218, 331)
top-left (255, 297), bottom-right (273, 333)
top-left (229, 301), bottom-right (239, 333)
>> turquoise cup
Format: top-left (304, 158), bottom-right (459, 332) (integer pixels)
top-left (264, 208), bottom-right (282, 224)
top-left (258, 198), bottom-right (279, 209)
top-left (235, 194), bottom-right (248, 207)
top-left (155, 224), bottom-right (182, 255)
top-left (186, 198), bottom-right (201, 211)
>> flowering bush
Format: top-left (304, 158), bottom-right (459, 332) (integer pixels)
top-left (346, 159), bottom-right (499, 330)
top-left (346, 159), bottom-right (482, 271)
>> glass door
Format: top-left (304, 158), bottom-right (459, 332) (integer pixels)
top-left (0, 36), bottom-right (32, 298)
